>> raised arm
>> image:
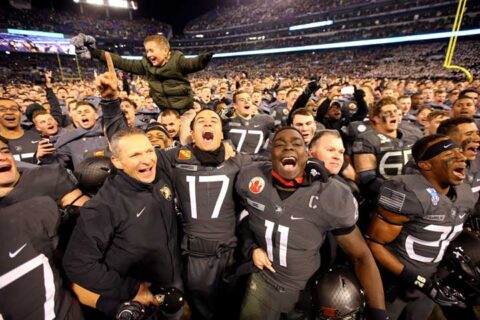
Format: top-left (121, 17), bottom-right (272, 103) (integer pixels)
top-left (178, 51), bottom-right (213, 74)
top-left (96, 52), bottom-right (129, 141)
top-left (91, 48), bottom-right (146, 75)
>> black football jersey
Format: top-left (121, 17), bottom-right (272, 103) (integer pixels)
top-left (353, 129), bottom-right (414, 180)
top-left (0, 197), bottom-right (82, 320)
top-left (236, 162), bottom-right (358, 290)
top-left (0, 164), bottom-right (77, 208)
top-left (223, 114), bottom-right (274, 155)
top-left (157, 146), bottom-right (251, 241)
top-left (378, 175), bottom-right (475, 277)
top-left (270, 103), bottom-right (289, 126)
top-left (5, 130), bottom-right (40, 163)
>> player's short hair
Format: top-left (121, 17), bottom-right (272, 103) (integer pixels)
top-left (455, 95), bottom-right (475, 104)
top-left (309, 129), bottom-right (341, 149)
top-left (286, 89), bottom-right (299, 97)
top-left (190, 108), bottom-right (221, 130)
top-left (121, 98), bottom-right (138, 110)
top-left (291, 108), bottom-right (314, 121)
top-left (159, 109), bottom-right (180, 120)
top-left (272, 126), bottom-right (305, 144)
top-left (32, 109), bottom-right (50, 122)
top-left (427, 110), bottom-right (449, 122)
top-left (412, 134), bottom-right (448, 163)
top-left (437, 116), bottom-right (475, 136)
top-left (0, 97), bottom-right (20, 108)
top-left (233, 89), bottom-right (249, 104)
top-left (75, 100), bottom-right (97, 111)
top-left (369, 96), bottom-right (398, 119)
top-left (459, 88), bottom-right (479, 96)
top-left (398, 95), bottom-right (411, 101)
top-left (110, 127), bottom-right (147, 156)
top-left (143, 34), bottom-right (170, 49)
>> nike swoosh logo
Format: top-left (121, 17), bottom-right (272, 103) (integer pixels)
top-left (9, 243), bottom-right (27, 258)
top-left (31, 140), bottom-right (40, 144)
top-left (290, 216), bottom-right (304, 220)
top-left (444, 143), bottom-right (453, 148)
top-left (136, 207), bottom-right (146, 218)
top-left (459, 213), bottom-right (466, 219)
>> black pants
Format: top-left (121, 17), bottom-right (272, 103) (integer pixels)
top-left (182, 235), bottom-right (237, 320)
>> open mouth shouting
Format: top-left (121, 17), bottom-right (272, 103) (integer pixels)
top-left (0, 163), bottom-right (12, 174)
top-left (202, 131), bottom-right (214, 144)
top-left (137, 165), bottom-right (155, 181)
top-left (281, 156), bottom-right (298, 173)
top-left (451, 162), bottom-right (467, 181)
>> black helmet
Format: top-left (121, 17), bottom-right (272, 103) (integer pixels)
top-left (312, 267), bottom-right (365, 320)
top-left (438, 231), bottom-right (480, 301)
top-left (156, 287), bottom-right (185, 314)
top-left (74, 156), bottom-right (115, 195)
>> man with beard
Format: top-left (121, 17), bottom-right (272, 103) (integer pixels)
top-left (223, 89), bottom-right (274, 155)
top-left (366, 134), bottom-right (475, 319)
top-left (0, 98), bottom-right (39, 163)
top-left (235, 127), bottom-right (386, 320)
top-left (158, 109), bottom-right (181, 146)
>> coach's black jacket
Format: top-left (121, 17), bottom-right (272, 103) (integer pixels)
top-left (63, 169), bottom-right (181, 317)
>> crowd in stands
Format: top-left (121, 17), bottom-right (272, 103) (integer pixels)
top-left (3, 2), bottom-right (480, 320)
top-left (0, 4), bottom-right (171, 41)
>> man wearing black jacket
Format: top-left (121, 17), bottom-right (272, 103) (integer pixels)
top-left (63, 56), bottom-right (182, 319)
top-left (63, 127), bottom-right (182, 319)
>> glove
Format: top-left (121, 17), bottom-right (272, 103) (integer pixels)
top-left (115, 301), bottom-right (145, 320)
top-left (399, 267), bottom-right (466, 308)
top-left (200, 52), bottom-right (214, 65)
top-left (353, 85), bottom-right (366, 101)
top-left (305, 158), bottom-right (330, 183)
top-left (305, 80), bottom-right (320, 95)
top-left (70, 33), bottom-right (96, 59)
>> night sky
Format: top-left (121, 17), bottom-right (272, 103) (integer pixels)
top-left (30, 0), bottom-right (226, 35)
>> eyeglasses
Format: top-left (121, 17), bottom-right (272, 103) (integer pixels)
top-left (0, 107), bottom-right (20, 113)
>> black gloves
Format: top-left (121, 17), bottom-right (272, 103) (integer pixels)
top-left (70, 33), bottom-right (96, 59)
top-left (353, 86), bottom-right (366, 101)
top-left (306, 158), bottom-right (330, 183)
top-left (399, 267), bottom-right (466, 308)
top-left (201, 52), bottom-right (214, 65)
top-left (305, 80), bottom-right (320, 96)
top-left (116, 301), bottom-right (145, 320)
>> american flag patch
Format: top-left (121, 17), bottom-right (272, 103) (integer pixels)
top-left (378, 187), bottom-right (406, 212)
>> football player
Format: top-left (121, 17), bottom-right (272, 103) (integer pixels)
top-left (235, 127), bottom-right (386, 320)
top-left (223, 89), bottom-right (275, 155)
top-left (366, 134), bottom-right (475, 319)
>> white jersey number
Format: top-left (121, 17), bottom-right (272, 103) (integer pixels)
top-left (405, 224), bottom-right (463, 263)
top-left (264, 220), bottom-right (289, 267)
top-left (229, 129), bottom-right (264, 154)
top-left (186, 175), bottom-right (230, 219)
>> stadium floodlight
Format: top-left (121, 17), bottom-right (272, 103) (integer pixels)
top-left (86, 0), bottom-right (103, 5)
top-left (121, 28), bottom-right (480, 60)
top-left (109, 0), bottom-right (129, 8)
top-left (73, 0), bottom-right (137, 9)
top-left (289, 20), bottom-right (334, 31)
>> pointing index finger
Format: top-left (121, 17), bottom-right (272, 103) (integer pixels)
top-left (105, 52), bottom-right (115, 76)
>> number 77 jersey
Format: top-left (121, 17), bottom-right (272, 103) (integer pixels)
top-left (235, 162), bottom-right (358, 291)
top-left (378, 175), bottom-right (476, 277)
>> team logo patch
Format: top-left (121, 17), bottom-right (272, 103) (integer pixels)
top-left (357, 124), bottom-right (367, 133)
top-left (160, 185), bottom-right (173, 201)
top-left (426, 188), bottom-right (439, 206)
top-left (93, 150), bottom-right (105, 157)
top-left (249, 177), bottom-right (265, 194)
top-left (282, 108), bottom-right (289, 115)
top-left (178, 148), bottom-right (192, 160)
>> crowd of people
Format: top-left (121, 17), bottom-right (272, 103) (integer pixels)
top-left (2, 0), bottom-right (480, 319)
top-left (0, 4), bottom-right (171, 41)
top-left (1, 26), bottom-right (480, 320)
